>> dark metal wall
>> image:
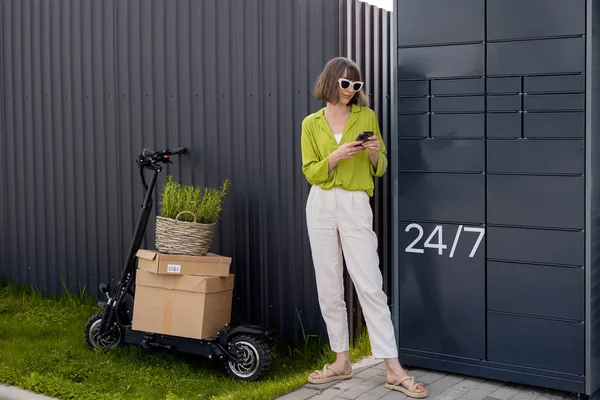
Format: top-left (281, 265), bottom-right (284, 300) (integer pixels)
top-left (0, 0), bottom-right (348, 344)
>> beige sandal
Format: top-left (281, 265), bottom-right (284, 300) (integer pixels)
top-left (384, 375), bottom-right (428, 398)
top-left (307, 364), bottom-right (353, 384)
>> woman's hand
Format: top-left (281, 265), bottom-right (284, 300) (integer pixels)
top-left (334, 141), bottom-right (364, 160)
top-left (328, 141), bottom-right (363, 172)
top-left (362, 136), bottom-right (380, 169)
top-left (361, 136), bottom-right (380, 155)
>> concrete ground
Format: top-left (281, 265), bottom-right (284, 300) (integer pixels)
top-left (0, 384), bottom-right (57, 400)
top-left (276, 358), bottom-right (580, 400)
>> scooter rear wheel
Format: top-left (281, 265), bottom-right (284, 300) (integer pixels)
top-left (84, 311), bottom-right (124, 350)
top-left (224, 334), bottom-right (271, 381)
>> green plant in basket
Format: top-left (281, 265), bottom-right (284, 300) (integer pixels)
top-left (155, 176), bottom-right (230, 255)
top-left (159, 176), bottom-right (229, 224)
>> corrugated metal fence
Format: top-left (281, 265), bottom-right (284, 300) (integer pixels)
top-left (0, 0), bottom-right (391, 344)
top-left (340, 0), bottom-right (393, 340)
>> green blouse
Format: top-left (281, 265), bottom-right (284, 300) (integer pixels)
top-left (300, 104), bottom-right (387, 197)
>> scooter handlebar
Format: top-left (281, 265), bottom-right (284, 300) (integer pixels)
top-left (141, 148), bottom-right (155, 158)
top-left (169, 147), bottom-right (186, 155)
top-left (137, 147), bottom-right (187, 167)
top-left (137, 146), bottom-right (187, 189)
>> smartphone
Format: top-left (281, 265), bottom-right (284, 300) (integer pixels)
top-left (355, 131), bottom-right (374, 146)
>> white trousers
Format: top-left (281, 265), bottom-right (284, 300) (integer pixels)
top-left (306, 185), bottom-right (398, 359)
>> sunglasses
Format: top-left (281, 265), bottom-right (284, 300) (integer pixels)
top-left (338, 78), bottom-right (364, 92)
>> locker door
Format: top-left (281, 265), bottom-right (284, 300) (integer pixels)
top-left (397, 0), bottom-right (486, 360)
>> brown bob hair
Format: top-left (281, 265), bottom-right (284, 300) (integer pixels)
top-left (313, 57), bottom-right (368, 107)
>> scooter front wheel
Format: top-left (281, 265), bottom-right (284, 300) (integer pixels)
top-left (84, 311), bottom-right (124, 350)
top-left (224, 334), bottom-right (271, 381)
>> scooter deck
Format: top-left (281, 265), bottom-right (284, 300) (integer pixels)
top-left (124, 328), bottom-right (221, 358)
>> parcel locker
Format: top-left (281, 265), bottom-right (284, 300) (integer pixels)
top-left (392, 0), bottom-right (600, 397)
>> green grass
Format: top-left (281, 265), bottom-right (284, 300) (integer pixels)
top-left (0, 281), bottom-right (372, 400)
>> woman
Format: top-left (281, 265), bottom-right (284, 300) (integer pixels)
top-left (300, 57), bottom-right (428, 398)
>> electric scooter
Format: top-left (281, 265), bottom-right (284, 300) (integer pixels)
top-left (84, 147), bottom-right (274, 381)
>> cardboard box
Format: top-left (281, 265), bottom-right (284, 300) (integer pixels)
top-left (136, 249), bottom-right (231, 277)
top-left (132, 269), bottom-right (235, 340)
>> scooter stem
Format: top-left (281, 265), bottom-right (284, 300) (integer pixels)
top-left (119, 166), bottom-right (160, 284)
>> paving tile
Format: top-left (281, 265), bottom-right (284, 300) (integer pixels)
top-left (543, 393), bottom-right (578, 400)
top-left (277, 387), bottom-right (320, 400)
top-left (418, 371), bottom-right (447, 384)
top-left (522, 388), bottom-right (551, 397)
top-left (501, 392), bottom-right (539, 400)
top-left (455, 378), bottom-right (487, 391)
top-left (306, 382), bottom-right (340, 391)
top-left (366, 385), bottom-right (392, 398)
top-left (366, 376), bottom-right (388, 386)
top-left (374, 363), bottom-right (388, 371)
top-left (477, 382), bottom-right (505, 393)
top-left (352, 358), bottom-right (385, 373)
top-left (488, 386), bottom-right (520, 400)
top-left (445, 374), bottom-right (468, 384)
top-left (356, 394), bottom-right (384, 400)
top-left (427, 376), bottom-right (466, 394)
top-left (333, 378), bottom-right (367, 391)
top-left (460, 389), bottom-right (495, 400)
top-left (281, 359), bottom-right (582, 400)
top-left (543, 392), bottom-right (577, 400)
top-left (311, 388), bottom-right (346, 400)
top-left (338, 377), bottom-right (386, 399)
top-left (355, 367), bottom-right (385, 380)
top-left (433, 387), bottom-right (470, 400)
top-left (405, 368), bottom-right (430, 378)
top-left (539, 395), bottom-right (561, 400)
top-left (379, 390), bottom-right (409, 400)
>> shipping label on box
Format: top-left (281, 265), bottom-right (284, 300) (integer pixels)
top-left (167, 264), bottom-right (181, 274)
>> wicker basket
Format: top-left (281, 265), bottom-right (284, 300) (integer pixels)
top-left (155, 211), bottom-right (216, 256)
